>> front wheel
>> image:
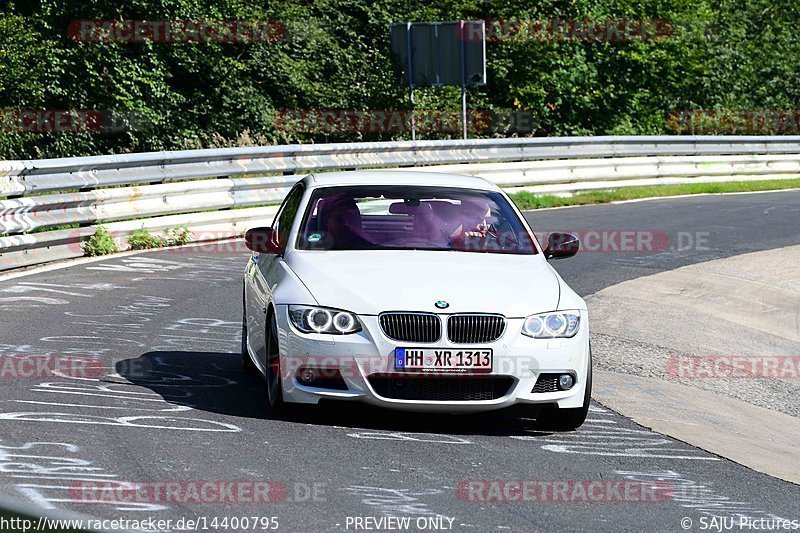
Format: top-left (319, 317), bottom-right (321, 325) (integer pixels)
top-left (265, 314), bottom-right (284, 411)
top-left (535, 349), bottom-right (592, 431)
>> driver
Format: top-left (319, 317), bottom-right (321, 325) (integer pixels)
top-left (319, 195), bottom-right (372, 249)
top-left (449, 200), bottom-right (496, 250)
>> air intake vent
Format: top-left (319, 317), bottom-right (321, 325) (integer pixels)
top-left (379, 313), bottom-right (441, 343)
top-left (532, 374), bottom-right (561, 393)
top-left (368, 374), bottom-right (514, 401)
top-left (447, 314), bottom-right (506, 344)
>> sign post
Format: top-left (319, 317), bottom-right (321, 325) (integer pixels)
top-left (390, 21), bottom-right (486, 140)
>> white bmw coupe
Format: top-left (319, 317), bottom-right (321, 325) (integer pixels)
top-left (242, 171), bottom-right (591, 429)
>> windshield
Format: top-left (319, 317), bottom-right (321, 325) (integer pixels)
top-left (296, 185), bottom-right (537, 254)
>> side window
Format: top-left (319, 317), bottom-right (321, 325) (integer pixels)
top-left (272, 185), bottom-right (304, 252)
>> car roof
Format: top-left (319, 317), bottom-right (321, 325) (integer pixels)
top-left (302, 170), bottom-right (502, 192)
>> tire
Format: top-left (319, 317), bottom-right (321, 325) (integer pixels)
top-left (265, 313), bottom-right (284, 411)
top-left (242, 317), bottom-right (258, 376)
top-left (535, 348), bottom-right (592, 431)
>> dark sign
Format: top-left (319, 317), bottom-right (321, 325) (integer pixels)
top-left (390, 21), bottom-right (486, 88)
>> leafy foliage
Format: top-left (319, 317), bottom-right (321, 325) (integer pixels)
top-left (83, 225), bottom-right (119, 256)
top-left (126, 228), bottom-right (164, 250)
top-left (1, 0), bottom-right (798, 159)
top-left (164, 226), bottom-right (194, 246)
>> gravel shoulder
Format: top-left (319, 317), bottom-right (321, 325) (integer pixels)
top-left (587, 244), bottom-right (800, 418)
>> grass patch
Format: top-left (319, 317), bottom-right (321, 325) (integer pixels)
top-left (32, 223), bottom-right (79, 234)
top-left (509, 179), bottom-right (800, 211)
top-left (127, 226), bottom-right (194, 250)
top-left (127, 228), bottom-right (165, 250)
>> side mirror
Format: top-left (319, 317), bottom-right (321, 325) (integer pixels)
top-left (544, 232), bottom-right (579, 260)
top-left (245, 227), bottom-right (281, 254)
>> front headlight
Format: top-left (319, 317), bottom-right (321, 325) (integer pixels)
top-left (289, 305), bottom-right (362, 335)
top-left (521, 312), bottom-right (580, 338)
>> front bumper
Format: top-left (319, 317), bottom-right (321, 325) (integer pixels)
top-left (274, 306), bottom-right (590, 412)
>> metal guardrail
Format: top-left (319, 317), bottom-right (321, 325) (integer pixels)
top-left (3, 135), bottom-right (800, 196)
top-left (1, 136), bottom-right (799, 271)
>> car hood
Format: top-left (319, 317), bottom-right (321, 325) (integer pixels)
top-left (286, 250), bottom-right (561, 317)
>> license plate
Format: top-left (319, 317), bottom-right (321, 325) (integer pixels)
top-left (394, 348), bottom-right (492, 373)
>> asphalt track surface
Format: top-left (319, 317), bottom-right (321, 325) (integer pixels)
top-left (1, 191), bottom-right (799, 532)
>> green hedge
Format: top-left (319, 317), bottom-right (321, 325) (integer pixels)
top-left (1, 0), bottom-right (798, 159)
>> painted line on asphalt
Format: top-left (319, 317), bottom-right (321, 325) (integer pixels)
top-left (0, 238), bottom-right (244, 284)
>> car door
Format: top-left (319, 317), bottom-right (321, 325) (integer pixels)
top-left (245, 184), bottom-right (305, 370)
